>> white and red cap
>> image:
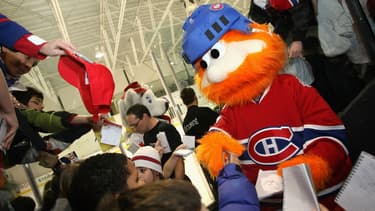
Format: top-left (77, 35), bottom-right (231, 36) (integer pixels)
top-left (132, 146), bottom-right (162, 174)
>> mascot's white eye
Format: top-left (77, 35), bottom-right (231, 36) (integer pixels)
top-left (210, 42), bottom-right (225, 59)
top-left (200, 42), bottom-right (226, 69)
top-left (201, 52), bottom-right (211, 69)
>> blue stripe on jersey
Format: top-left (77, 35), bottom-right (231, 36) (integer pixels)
top-left (303, 127), bottom-right (348, 148)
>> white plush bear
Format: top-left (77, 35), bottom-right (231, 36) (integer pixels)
top-left (118, 81), bottom-right (170, 128)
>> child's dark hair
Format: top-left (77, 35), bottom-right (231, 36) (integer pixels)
top-left (40, 175), bottom-right (60, 211)
top-left (11, 86), bottom-right (44, 105)
top-left (116, 180), bottom-right (202, 211)
top-left (68, 153), bottom-right (130, 211)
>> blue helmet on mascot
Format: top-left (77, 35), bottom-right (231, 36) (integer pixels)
top-left (182, 3), bottom-right (252, 65)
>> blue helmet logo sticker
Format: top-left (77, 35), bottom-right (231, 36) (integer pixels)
top-left (210, 3), bottom-right (224, 11)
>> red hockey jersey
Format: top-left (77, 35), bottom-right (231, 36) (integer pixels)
top-left (211, 74), bottom-right (351, 194)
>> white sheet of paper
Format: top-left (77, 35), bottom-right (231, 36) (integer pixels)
top-left (183, 135), bottom-right (195, 149)
top-left (101, 123), bottom-right (122, 146)
top-left (282, 164), bottom-right (320, 211)
top-left (335, 151), bottom-right (375, 211)
top-left (174, 149), bottom-right (194, 157)
top-left (255, 169), bottom-right (283, 200)
top-left (128, 133), bottom-right (144, 146)
top-left (127, 142), bottom-right (141, 155)
top-left (156, 132), bottom-right (171, 153)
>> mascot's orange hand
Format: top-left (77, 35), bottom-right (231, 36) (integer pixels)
top-left (196, 131), bottom-right (244, 177)
top-left (277, 154), bottom-right (332, 191)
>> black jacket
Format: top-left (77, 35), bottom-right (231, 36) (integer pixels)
top-left (248, 0), bottom-right (316, 43)
top-left (183, 105), bottom-right (219, 141)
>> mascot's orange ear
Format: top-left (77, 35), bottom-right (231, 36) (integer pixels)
top-left (196, 131), bottom-right (245, 177)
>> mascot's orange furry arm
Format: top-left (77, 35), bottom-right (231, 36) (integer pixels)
top-left (182, 3), bottom-right (351, 209)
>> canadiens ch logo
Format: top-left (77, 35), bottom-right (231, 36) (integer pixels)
top-left (247, 127), bottom-right (299, 165)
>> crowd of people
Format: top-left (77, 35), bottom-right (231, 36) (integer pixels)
top-left (1, 0), bottom-right (375, 210)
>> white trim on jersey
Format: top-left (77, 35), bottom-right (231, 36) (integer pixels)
top-left (304, 124), bottom-right (346, 130)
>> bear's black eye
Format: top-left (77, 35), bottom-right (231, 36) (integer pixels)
top-left (144, 96), bottom-right (152, 104)
top-left (210, 49), bottom-right (220, 59)
top-left (200, 60), bottom-right (208, 69)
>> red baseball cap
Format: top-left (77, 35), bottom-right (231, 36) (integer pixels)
top-left (58, 50), bottom-right (115, 121)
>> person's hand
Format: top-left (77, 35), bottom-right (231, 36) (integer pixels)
top-left (11, 94), bottom-right (27, 109)
top-left (172, 144), bottom-right (187, 157)
top-left (1, 111), bottom-right (18, 150)
top-left (223, 151), bottom-right (240, 166)
top-left (154, 140), bottom-right (164, 158)
top-left (45, 141), bottom-right (55, 151)
top-left (91, 115), bottom-right (106, 132)
top-left (288, 41), bottom-right (303, 58)
top-left (175, 144), bottom-right (186, 152)
top-left (39, 39), bottom-right (76, 57)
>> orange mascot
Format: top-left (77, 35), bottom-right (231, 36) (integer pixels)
top-left (181, 3), bottom-right (351, 210)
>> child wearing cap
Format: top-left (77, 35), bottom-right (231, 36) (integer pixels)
top-left (132, 144), bottom-right (186, 185)
top-left (0, 13), bottom-right (75, 152)
top-left (0, 41), bottom-right (101, 168)
top-left (11, 86), bottom-right (93, 152)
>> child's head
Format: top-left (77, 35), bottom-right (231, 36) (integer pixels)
top-left (116, 180), bottom-right (206, 211)
top-left (10, 196), bottom-right (36, 211)
top-left (68, 153), bottom-right (143, 211)
top-left (41, 175), bottom-right (60, 211)
top-left (0, 46), bottom-right (39, 77)
top-left (132, 146), bottom-right (163, 184)
top-left (11, 86), bottom-right (44, 110)
top-left (59, 163), bottom-right (80, 197)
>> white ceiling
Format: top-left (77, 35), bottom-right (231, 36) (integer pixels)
top-left (1, 0), bottom-right (250, 112)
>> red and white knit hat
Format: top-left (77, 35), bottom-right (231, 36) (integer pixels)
top-left (132, 146), bottom-right (162, 174)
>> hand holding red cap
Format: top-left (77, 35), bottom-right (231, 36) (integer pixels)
top-left (58, 50), bottom-right (115, 122)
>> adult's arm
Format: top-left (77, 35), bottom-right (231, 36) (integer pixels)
top-left (0, 71), bottom-right (18, 150)
top-left (20, 109), bottom-right (93, 133)
top-left (163, 144), bottom-right (187, 179)
top-left (0, 14), bottom-right (75, 58)
top-left (288, 0), bottom-right (316, 57)
top-left (218, 163), bottom-right (260, 211)
top-left (0, 13), bottom-right (46, 59)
